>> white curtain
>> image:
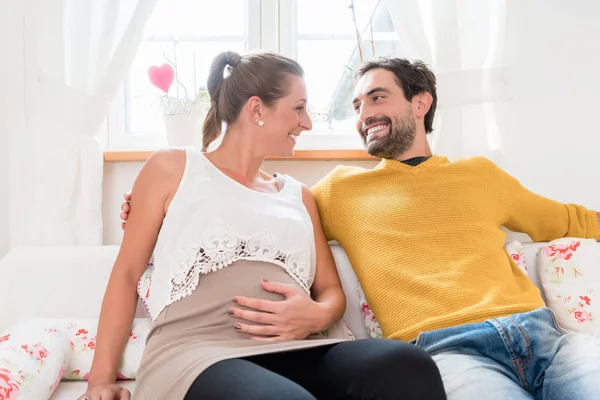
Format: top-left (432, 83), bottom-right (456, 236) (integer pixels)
top-left (8, 0), bottom-right (157, 247)
top-left (384, 0), bottom-right (510, 163)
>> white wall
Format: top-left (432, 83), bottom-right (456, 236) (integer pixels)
top-left (98, 0), bottom-right (600, 244)
top-left (0, 0), bottom-right (10, 257)
top-left (500, 0), bottom-right (600, 211)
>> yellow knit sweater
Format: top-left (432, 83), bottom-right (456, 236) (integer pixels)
top-left (312, 156), bottom-right (599, 342)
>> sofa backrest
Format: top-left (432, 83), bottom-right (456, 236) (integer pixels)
top-left (0, 246), bottom-right (147, 331)
top-left (0, 243), bottom-right (549, 334)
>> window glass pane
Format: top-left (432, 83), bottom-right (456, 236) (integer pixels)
top-left (128, 41), bottom-right (244, 134)
top-left (144, 0), bottom-right (246, 38)
top-left (127, 41), bottom-right (176, 135)
top-left (297, 0), bottom-right (380, 36)
top-left (298, 40), bottom-right (356, 131)
top-left (297, 0), bottom-right (406, 131)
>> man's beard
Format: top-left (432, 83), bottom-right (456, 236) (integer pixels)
top-left (361, 111), bottom-right (417, 159)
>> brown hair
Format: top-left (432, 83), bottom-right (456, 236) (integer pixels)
top-left (354, 58), bottom-right (437, 134)
top-left (201, 50), bottom-right (304, 151)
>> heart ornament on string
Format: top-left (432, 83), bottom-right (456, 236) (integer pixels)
top-left (148, 63), bottom-right (175, 94)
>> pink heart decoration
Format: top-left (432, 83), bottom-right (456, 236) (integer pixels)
top-left (148, 63), bottom-right (175, 94)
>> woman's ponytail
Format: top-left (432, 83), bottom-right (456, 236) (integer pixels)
top-left (201, 51), bottom-right (242, 151)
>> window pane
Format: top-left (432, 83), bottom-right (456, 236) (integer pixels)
top-left (297, 0), bottom-right (380, 36)
top-left (297, 0), bottom-right (406, 131)
top-left (127, 41), bottom-right (176, 135)
top-left (299, 40), bottom-right (356, 131)
top-left (128, 41), bottom-right (244, 134)
top-left (144, 0), bottom-right (246, 38)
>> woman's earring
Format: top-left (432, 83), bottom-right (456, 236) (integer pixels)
top-left (256, 119), bottom-right (264, 127)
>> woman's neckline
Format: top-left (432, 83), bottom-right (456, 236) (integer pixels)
top-left (199, 152), bottom-right (288, 196)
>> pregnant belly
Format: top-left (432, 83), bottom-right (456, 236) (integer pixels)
top-left (149, 260), bottom-right (309, 341)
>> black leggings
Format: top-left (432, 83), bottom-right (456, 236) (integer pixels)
top-left (185, 339), bottom-right (446, 400)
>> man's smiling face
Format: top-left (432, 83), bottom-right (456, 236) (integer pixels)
top-left (352, 68), bottom-right (417, 159)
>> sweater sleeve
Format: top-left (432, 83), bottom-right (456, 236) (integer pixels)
top-left (497, 166), bottom-right (599, 242)
top-left (311, 170), bottom-right (336, 241)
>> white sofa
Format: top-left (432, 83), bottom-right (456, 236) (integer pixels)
top-left (0, 242), bottom-right (550, 399)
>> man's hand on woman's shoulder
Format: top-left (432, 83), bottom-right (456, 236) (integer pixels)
top-left (121, 191), bottom-right (131, 230)
top-left (120, 147), bottom-right (185, 230)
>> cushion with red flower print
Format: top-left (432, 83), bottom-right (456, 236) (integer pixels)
top-left (505, 241), bottom-right (529, 276)
top-left (61, 318), bottom-right (150, 381)
top-left (538, 238), bottom-right (600, 337)
top-left (0, 320), bottom-right (71, 400)
top-left (357, 283), bottom-right (383, 339)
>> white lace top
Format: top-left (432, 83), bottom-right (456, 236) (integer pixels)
top-left (137, 147), bottom-right (316, 321)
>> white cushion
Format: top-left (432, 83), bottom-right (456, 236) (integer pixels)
top-left (330, 244), bottom-right (370, 340)
top-left (357, 283), bottom-right (382, 338)
top-left (505, 241), bottom-right (529, 276)
top-left (57, 318), bottom-right (150, 381)
top-left (0, 320), bottom-right (71, 400)
top-left (521, 242), bottom-right (547, 297)
top-left (537, 238), bottom-right (600, 336)
top-left (0, 246), bottom-right (147, 331)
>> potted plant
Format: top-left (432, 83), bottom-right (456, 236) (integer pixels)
top-left (148, 62), bottom-right (209, 147)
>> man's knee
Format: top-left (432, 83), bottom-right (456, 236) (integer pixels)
top-left (432, 352), bottom-right (530, 400)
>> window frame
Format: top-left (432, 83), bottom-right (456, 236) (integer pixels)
top-left (107, 0), bottom-right (364, 150)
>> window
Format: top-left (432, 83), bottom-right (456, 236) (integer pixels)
top-left (107, 0), bottom-right (405, 150)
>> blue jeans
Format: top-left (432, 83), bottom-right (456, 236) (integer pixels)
top-left (413, 307), bottom-right (600, 399)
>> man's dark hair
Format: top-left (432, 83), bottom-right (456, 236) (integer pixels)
top-left (355, 58), bottom-right (437, 134)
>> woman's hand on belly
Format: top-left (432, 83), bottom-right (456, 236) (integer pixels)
top-left (230, 280), bottom-right (329, 340)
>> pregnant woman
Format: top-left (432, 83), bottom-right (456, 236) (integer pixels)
top-left (79, 50), bottom-right (446, 400)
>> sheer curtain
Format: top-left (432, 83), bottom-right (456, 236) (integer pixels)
top-left (8, 0), bottom-right (157, 247)
top-left (384, 0), bottom-right (510, 163)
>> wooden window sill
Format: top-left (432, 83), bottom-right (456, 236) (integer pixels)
top-left (104, 149), bottom-right (379, 162)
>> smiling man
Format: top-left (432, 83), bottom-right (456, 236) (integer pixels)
top-left (310, 57), bottom-right (600, 400)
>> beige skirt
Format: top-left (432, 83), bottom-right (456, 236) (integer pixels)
top-left (133, 260), bottom-right (352, 400)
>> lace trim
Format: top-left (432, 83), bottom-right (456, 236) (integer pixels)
top-left (169, 220), bottom-right (312, 304)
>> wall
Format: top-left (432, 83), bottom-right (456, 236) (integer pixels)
top-left (500, 0), bottom-right (600, 211)
top-left (0, 0), bottom-right (11, 257)
top-left (101, 0), bottom-right (600, 244)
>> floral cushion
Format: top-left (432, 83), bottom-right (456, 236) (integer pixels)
top-left (357, 283), bottom-right (382, 339)
top-left (0, 321), bottom-right (70, 400)
top-left (357, 241), bottom-right (530, 338)
top-left (538, 238), bottom-right (600, 336)
top-left (61, 318), bottom-right (151, 381)
top-left (505, 240), bottom-right (528, 276)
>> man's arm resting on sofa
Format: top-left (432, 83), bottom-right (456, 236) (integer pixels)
top-left (498, 165), bottom-right (600, 242)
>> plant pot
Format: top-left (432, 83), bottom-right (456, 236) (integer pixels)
top-left (163, 100), bottom-right (208, 148)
